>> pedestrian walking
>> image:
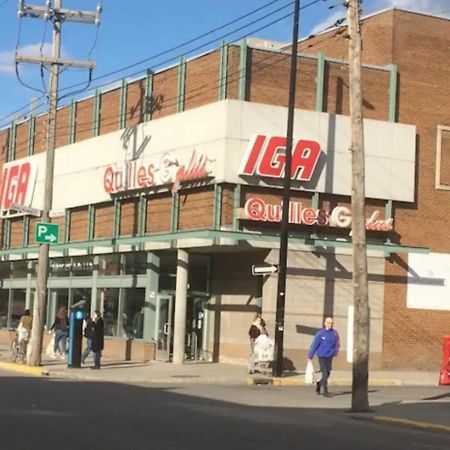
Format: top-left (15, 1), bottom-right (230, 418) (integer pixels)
top-left (91, 311), bottom-right (104, 369)
top-left (308, 317), bottom-right (340, 397)
top-left (82, 314), bottom-right (94, 364)
top-left (51, 307), bottom-right (69, 359)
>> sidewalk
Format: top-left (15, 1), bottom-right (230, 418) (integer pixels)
top-left (0, 343), bottom-right (448, 435)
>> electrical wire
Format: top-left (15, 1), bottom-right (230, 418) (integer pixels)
top-left (1, 0), bottom-right (292, 125)
top-left (2, 0), bottom-right (328, 128)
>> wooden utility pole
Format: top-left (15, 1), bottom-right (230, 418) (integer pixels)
top-left (346, 0), bottom-right (370, 412)
top-left (16, 0), bottom-right (100, 366)
top-left (273, 0), bottom-right (300, 378)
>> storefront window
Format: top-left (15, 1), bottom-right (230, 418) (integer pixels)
top-left (99, 254), bottom-right (120, 276)
top-left (0, 289), bottom-right (8, 328)
top-left (97, 287), bottom-right (145, 338)
top-left (0, 262), bottom-right (11, 280)
top-left (11, 261), bottom-right (28, 278)
top-left (124, 252), bottom-right (147, 275)
top-left (11, 289), bottom-right (26, 328)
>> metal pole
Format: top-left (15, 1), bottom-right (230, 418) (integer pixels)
top-left (28, 0), bottom-right (61, 366)
top-left (347, 0), bottom-right (370, 412)
top-left (273, 0), bottom-right (300, 378)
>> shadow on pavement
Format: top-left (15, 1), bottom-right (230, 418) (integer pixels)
top-left (0, 375), bottom-right (448, 450)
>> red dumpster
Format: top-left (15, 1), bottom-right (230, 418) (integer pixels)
top-left (439, 335), bottom-right (450, 385)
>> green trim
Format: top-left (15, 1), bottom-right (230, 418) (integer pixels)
top-left (177, 56), bottom-right (187, 113)
top-left (64, 209), bottom-right (71, 244)
top-left (0, 229), bottom-right (429, 258)
top-left (385, 200), bottom-right (393, 220)
top-left (218, 41), bottom-right (228, 100)
top-left (93, 89), bottom-right (101, 137)
top-left (144, 69), bottom-right (153, 122)
top-left (311, 192), bottom-right (319, 209)
top-left (87, 205), bottom-right (95, 241)
top-left (2, 219), bottom-right (10, 250)
top-left (315, 53), bottom-right (325, 112)
top-left (233, 184), bottom-right (242, 230)
top-left (69, 100), bottom-right (76, 144)
top-left (138, 195), bottom-right (147, 237)
top-left (113, 199), bottom-right (121, 238)
top-left (171, 193), bottom-right (180, 233)
top-left (8, 121), bottom-right (16, 162)
top-left (119, 79), bottom-right (128, 129)
top-left (22, 216), bottom-right (30, 248)
top-left (213, 184), bottom-right (223, 230)
top-left (238, 39), bottom-right (248, 101)
top-left (27, 116), bottom-right (35, 156)
top-left (388, 64), bottom-right (398, 122)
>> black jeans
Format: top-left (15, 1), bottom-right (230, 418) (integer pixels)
top-left (318, 356), bottom-right (333, 389)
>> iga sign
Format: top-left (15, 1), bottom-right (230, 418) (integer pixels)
top-left (243, 197), bottom-right (394, 232)
top-left (0, 161), bottom-right (38, 217)
top-left (239, 135), bottom-right (321, 181)
top-left (103, 149), bottom-right (213, 195)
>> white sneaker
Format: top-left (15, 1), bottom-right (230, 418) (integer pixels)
top-left (60, 354), bottom-right (66, 360)
top-left (50, 353), bottom-right (56, 359)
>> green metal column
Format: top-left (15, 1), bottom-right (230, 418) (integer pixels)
top-left (144, 251), bottom-right (160, 342)
top-left (3, 220), bottom-right (10, 250)
top-left (233, 184), bottom-right (242, 230)
top-left (87, 204), bottom-right (95, 243)
top-left (388, 64), bottom-right (398, 123)
top-left (93, 89), bottom-right (101, 137)
top-left (91, 255), bottom-right (99, 317)
top-left (218, 41), bottom-right (229, 100)
top-left (63, 209), bottom-right (71, 257)
top-left (171, 193), bottom-right (180, 233)
top-left (113, 200), bottom-right (121, 252)
top-left (68, 100), bottom-right (76, 144)
top-left (22, 216), bottom-right (30, 248)
top-left (315, 53), bottom-right (325, 112)
top-left (138, 195), bottom-right (147, 236)
top-left (311, 193), bottom-right (319, 239)
top-left (27, 116), bottom-right (35, 156)
top-left (119, 79), bottom-right (128, 129)
top-left (25, 260), bottom-right (33, 310)
top-left (177, 56), bottom-right (187, 113)
top-left (238, 39), bottom-right (248, 101)
top-left (213, 184), bottom-right (223, 230)
top-left (144, 69), bottom-right (154, 122)
top-left (8, 121), bottom-right (16, 162)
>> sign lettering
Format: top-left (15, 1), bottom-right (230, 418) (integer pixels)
top-left (243, 197), bottom-right (394, 232)
top-left (240, 135), bottom-right (321, 181)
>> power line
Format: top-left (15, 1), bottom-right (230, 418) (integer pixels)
top-left (0, 0), bottom-right (293, 125)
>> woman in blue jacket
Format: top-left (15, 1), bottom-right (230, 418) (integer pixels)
top-left (308, 317), bottom-right (340, 397)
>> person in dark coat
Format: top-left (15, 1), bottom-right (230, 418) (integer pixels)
top-left (51, 307), bottom-right (69, 359)
top-left (91, 311), bottom-right (104, 369)
top-left (82, 314), bottom-right (94, 365)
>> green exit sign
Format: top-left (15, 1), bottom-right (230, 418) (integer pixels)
top-left (35, 222), bottom-right (59, 244)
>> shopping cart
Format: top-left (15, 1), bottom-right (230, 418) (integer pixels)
top-left (9, 329), bottom-right (28, 364)
top-left (251, 336), bottom-right (274, 376)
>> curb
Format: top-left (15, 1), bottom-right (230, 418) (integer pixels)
top-left (373, 415), bottom-right (450, 435)
top-left (0, 360), bottom-right (50, 377)
top-left (248, 377), bottom-right (404, 387)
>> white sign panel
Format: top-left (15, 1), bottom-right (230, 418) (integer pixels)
top-left (0, 99), bottom-right (416, 216)
top-left (407, 253), bottom-right (450, 311)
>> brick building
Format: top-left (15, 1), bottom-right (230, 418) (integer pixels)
top-left (0, 8), bottom-right (448, 369)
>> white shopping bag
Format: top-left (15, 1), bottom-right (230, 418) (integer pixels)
top-left (305, 360), bottom-right (316, 384)
top-left (45, 335), bottom-right (55, 356)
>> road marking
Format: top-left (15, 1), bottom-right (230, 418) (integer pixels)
top-left (374, 415), bottom-right (450, 434)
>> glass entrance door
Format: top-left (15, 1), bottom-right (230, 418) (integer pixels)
top-left (154, 295), bottom-right (173, 362)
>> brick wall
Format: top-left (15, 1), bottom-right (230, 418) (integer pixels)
top-left (178, 187), bottom-right (214, 230)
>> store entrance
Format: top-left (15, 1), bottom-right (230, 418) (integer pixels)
top-left (154, 294), bottom-right (209, 362)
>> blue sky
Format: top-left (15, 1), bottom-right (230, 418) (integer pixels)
top-left (0, 0), bottom-right (449, 126)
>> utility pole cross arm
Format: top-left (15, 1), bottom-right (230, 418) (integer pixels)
top-left (15, 54), bottom-right (95, 69)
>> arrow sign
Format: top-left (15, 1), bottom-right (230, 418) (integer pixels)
top-left (35, 222), bottom-right (59, 245)
top-left (252, 264), bottom-right (278, 276)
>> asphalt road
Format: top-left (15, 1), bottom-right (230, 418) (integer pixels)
top-left (0, 370), bottom-right (448, 450)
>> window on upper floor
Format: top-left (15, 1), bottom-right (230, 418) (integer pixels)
top-left (436, 125), bottom-right (450, 190)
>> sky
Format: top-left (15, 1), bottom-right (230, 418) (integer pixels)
top-left (0, 0), bottom-right (449, 127)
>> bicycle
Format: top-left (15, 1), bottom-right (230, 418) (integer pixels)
top-left (10, 330), bottom-right (28, 364)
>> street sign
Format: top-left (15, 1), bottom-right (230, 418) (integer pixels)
top-left (11, 203), bottom-right (42, 217)
top-left (35, 222), bottom-right (59, 244)
top-left (251, 264), bottom-right (278, 276)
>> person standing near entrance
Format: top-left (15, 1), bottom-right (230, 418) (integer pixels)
top-left (82, 314), bottom-right (94, 365)
top-left (51, 307), bottom-right (69, 359)
top-left (91, 311), bottom-right (104, 369)
top-left (308, 317), bottom-right (340, 397)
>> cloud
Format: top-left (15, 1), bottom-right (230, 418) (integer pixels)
top-left (0, 42), bottom-right (53, 75)
top-left (307, 0), bottom-right (450, 38)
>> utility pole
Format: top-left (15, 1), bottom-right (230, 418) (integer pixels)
top-left (273, 0), bottom-right (300, 378)
top-left (16, 0), bottom-right (101, 366)
top-left (346, 0), bottom-right (370, 412)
